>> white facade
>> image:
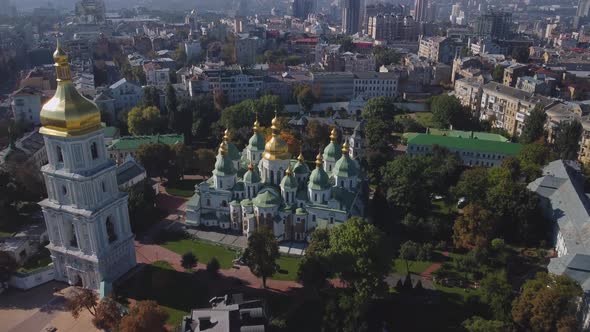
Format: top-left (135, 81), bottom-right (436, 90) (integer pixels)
top-left (39, 128), bottom-right (136, 290)
top-left (109, 79), bottom-right (144, 113)
top-left (12, 89), bottom-right (42, 125)
top-left (353, 72), bottom-right (399, 99)
top-left (145, 67), bottom-right (170, 87)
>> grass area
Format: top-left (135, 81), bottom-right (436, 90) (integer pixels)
top-left (161, 239), bottom-right (239, 269)
top-left (162, 305), bottom-right (189, 326)
top-left (273, 256), bottom-right (301, 281)
top-left (392, 259), bottom-right (433, 275)
top-left (152, 260), bottom-right (175, 271)
top-left (165, 179), bottom-right (202, 197)
top-left (17, 248), bottom-right (52, 273)
top-left (0, 230), bottom-right (14, 237)
top-left (394, 112), bottom-right (436, 129)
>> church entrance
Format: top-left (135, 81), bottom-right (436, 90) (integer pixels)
top-left (73, 275), bottom-right (83, 287)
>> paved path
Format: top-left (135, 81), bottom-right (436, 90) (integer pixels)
top-left (135, 241), bottom-right (302, 292)
top-left (420, 251), bottom-right (449, 281)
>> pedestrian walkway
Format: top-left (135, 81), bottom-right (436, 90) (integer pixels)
top-left (420, 251), bottom-right (449, 281)
top-left (135, 241), bottom-right (302, 292)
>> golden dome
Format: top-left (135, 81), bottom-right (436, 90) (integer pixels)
top-left (263, 112), bottom-right (290, 160)
top-left (315, 152), bottom-right (323, 168)
top-left (218, 141), bottom-right (228, 155)
top-left (224, 129), bottom-right (231, 141)
top-left (285, 165), bottom-right (293, 176)
top-left (39, 42), bottom-right (101, 137)
top-left (297, 150), bottom-right (305, 163)
top-left (330, 127), bottom-right (337, 143)
top-left (342, 141), bottom-right (349, 154)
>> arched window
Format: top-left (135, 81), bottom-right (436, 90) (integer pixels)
top-left (62, 186), bottom-right (68, 196)
top-left (91, 142), bottom-right (99, 160)
top-left (70, 224), bottom-right (78, 248)
top-left (56, 146), bottom-right (63, 163)
top-left (221, 200), bottom-right (227, 207)
top-left (106, 217), bottom-right (117, 243)
top-left (101, 182), bottom-right (106, 192)
top-left (207, 199), bottom-right (211, 206)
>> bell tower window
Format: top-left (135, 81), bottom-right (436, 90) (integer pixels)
top-left (56, 146), bottom-right (63, 162)
top-left (70, 224), bottom-right (78, 248)
top-left (91, 142), bottom-right (98, 160)
top-left (106, 217), bottom-right (117, 243)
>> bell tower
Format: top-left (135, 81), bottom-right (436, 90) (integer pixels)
top-left (38, 42), bottom-right (136, 291)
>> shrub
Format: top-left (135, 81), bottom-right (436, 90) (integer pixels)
top-left (181, 252), bottom-right (197, 270)
top-left (207, 257), bottom-right (220, 275)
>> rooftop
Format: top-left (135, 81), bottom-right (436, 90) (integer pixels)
top-left (407, 133), bottom-right (522, 155)
top-left (107, 134), bottom-right (184, 151)
top-left (482, 81), bottom-right (553, 105)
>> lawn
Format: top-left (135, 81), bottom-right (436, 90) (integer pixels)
top-left (161, 239), bottom-right (239, 269)
top-left (17, 248), bottom-right (52, 273)
top-left (394, 112), bottom-right (436, 129)
top-left (162, 305), bottom-right (189, 326)
top-left (272, 256), bottom-right (301, 281)
top-left (165, 179), bottom-right (202, 197)
top-left (152, 260), bottom-right (175, 271)
top-left (392, 258), bottom-right (433, 275)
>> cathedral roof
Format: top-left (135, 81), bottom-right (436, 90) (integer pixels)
top-left (309, 153), bottom-right (330, 191)
top-left (253, 189), bottom-right (281, 207)
top-left (280, 166), bottom-right (298, 189)
top-left (243, 163), bottom-right (261, 184)
top-left (223, 129), bottom-right (241, 161)
top-left (40, 41), bottom-right (102, 137)
top-left (323, 128), bottom-right (342, 161)
top-left (212, 142), bottom-right (236, 177)
top-left (293, 152), bottom-right (310, 175)
top-left (263, 113), bottom-right (290, 160)
top-left (333, 142), bottom-right (359, 178)
top-left (248, 118), bottom-right (266, 151)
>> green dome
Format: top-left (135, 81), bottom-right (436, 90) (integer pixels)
top-left (243, 169), bottom-right (261, 184)
top-left (248, 132), bottom-right (266, 151)
top-left (323, 142), bottom-right (342, 161)
top-left (240, 198), bottom-right (253, 206)
top-left (253, 190), bottom-right (281, 207)
top-left (293, 160), bottom-right (309, 175)
top-left (226, 142), bottom-right (241, 161)
top-left (212, 143), bottom-right (236, 177)
top-left (295, 207), bottom-right (307, 215)
top-left (308, 167), bottom-right (330, 190)
top-left (333, 154), bottom-right (359, 178)
top-left (280, 172), bottom-right (298, 189)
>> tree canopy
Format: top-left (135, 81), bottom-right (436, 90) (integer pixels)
top-left (243, 227), bottom-right (280, 288)
top-left (430, 94), bottom-right (473, 130)
top-left (127, 106), bottom-right (162, 136)
top-left (520, 106), bottom-right (547, 144)
top-left (119, 300), bottom-right (168, 332)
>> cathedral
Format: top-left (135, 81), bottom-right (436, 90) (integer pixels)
top-left (38, 43), bottom-right (136, 290)
top-left (185, 116), bottom-right (366, 241)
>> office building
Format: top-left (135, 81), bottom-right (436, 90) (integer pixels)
top-left (293, 0), bottom-right (317, 20)
top-left (342, 0), bottom-right (365, 34)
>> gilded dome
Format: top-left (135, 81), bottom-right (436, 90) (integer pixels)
top-left (39, 42), bottom-right (101, 137)
top-left (263, 113), bottom-right (290, 160)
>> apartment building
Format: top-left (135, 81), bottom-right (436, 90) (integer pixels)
top-left (353, 72), bottom-right (399, 99)
top-left (311, 72), bottom-right (355, 101)
top-left (454, 78), bottom-right (483, 115)
top-left (480, 81), bottom-right (554, 137)
top-left (418, 36), bottom-right (463, 64)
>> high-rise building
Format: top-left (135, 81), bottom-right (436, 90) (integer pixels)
top-left (75, 0), bottom-right (106, 24)
top-left (575, 0), bottom-right (590, 28)
top-left (414, 0), bottom-right (429, 22)
top-left (367, 14), bottom-right (417, 42)
top-left (476, 10), bottom-right (513, 40)
top-left (342, 0), bottom-right (365, 35)
top-left (38, 43), bottom-right (136, 290)
top-left (293, 0), bottom-right (317, 20)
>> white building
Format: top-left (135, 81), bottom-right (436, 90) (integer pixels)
top-left (37, 45), bottom-right (136, 291)
top-left (109, 79), bottom-right (144, 113)
top-left (353, 72), bottom-right (399, 99)
top-left (144, 62), bottom-right (170, 87)
top-left (11, 86), bottom-right (44, 126)
top-left (185, 119), bottom-right (366, 240)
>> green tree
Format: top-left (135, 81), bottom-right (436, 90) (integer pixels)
top-left (128, 106), bottom-right (161, 136)
top-left (0, 251), bottom-right (17, 287)
top-left (512, 47), bottom-right (530, 63)
top-left (329, 217), bottom-right (391, 297)
top-left (136, 143), bottom-right (176, 179)
top-left (65, 287), bottom-right (98, 318)
top-left (512, 272), bottom-right (582, 332)
top-left (243, 227), bottom-right (280, 288)
top-left (382, 156), bottom-right (433, 213)
top-left (480, 271), bottom-right (512, 321)
top-left (93, 296), bottom-right (122, 331)
top-left (555, 120), bottom-right (583, 160)
top-left (296, 85), bottom-right (316, 112)
top-left (181, 251), bottom-right (197, 270)
top-left (453, 204), bottom-right (497, 249)
top-left (191, 95), bottom-right (218, 143)
top-left (322, 292), bottom-right (370, 332)
top-left (492, 65), bottom-right (505, 83)
top-left (305, 120), bottom-right (331, 151)
top-left (430, 94), bottom-right (472, 129)
top-left (174, 99), bottom-right (196, 145)
top-left (462, 316), bottom-right (509, 332)
top-left (297, 254), bottom-right (330, 292)
top-left (373, 46), bottom-right (401, 69)
top-left (452, 167), bottom-right (490, 204)
top-left (119, 300), bottom-right (168, 332)
top-left (206, 257), bottom-right (220, 274)
top-left (520, 106), bottom-right (546, 144)
top-left (339, 37), bottom-right (355, 52)
top-left (142, 86), bottom-right (160, 107)
top-left (194, 149), bottom-right (216, 177)
top-left (165, 84), bottom-right (177, 126)
top-left (398, 240), bottom-right (419, 276)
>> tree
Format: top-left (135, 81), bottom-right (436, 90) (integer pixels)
top-left (206, 257), bottom-right (220, 274)
top-left (430, 94), bottom-right (472, 129)
top-left (382, 156), bottom-right (433, 213)
top-left (174, 99), bottom-right (196, 145)
top-left (462, 316), bottom-right (509, 332)
top-left (142, 86), bottom-right (160, 107)
top-left (373, 46), bottom-right (401, 69)
top-left (126, 181), bottom-right (157, 233)
top-left (512, 47), bottom-right (530, 63)
top-left (165, 84), bottom-right (177, 125)
top-left (492, 65), bottom-right (505, 83)
top-left (181, 251), bottom-right (197, 270)
top-left (305, 120), bottom-right (331, 151)
top-left (172, 144), bottom-right (196, 178)
top-left (398, 240), bottom-right (419, 276)
top-left (452, 167), bottom-right (490, 204)
top-left (0, 251), bottom-right (17, 288)
top-left (329, 217), bottom-right (391, 297)
top-left (339, 37), bottom-right (355, 52)
top-left (322, 292), bottom-right (371, 332)
top-left (119, 300), bottom-right (168, 332)
top-left (194, 149), bottom-right (216, 177)
top-left (361, 96), bottom-right (398, 122)
top-left (243, 227), bottom-right (279, 288)
top-left (191, 95), bottom-right (218, 143)
top-left (453, 204), bottom-right (497, 249)
top-left (93, 296), bottom-right (122, 331)
top-left (512, 272), bottom-right (582, 332)
top-left (480, 271), bottom-right (512, 321)
top-left (65, 287), bottom-right (98, 318)
top-left (520, 106), bottom-right (546, 144)
top-left (297, 254), bottom-right (330, 292)
top-left (136, 143), bottom-right (176, 179)
top-left (128, 106), bottom-right (161, 136)
top-left (297, 86), bottom-right (316, 112)
top-left (555, 120), bottom-right (583, 160)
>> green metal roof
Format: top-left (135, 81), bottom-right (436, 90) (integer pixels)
top-left (107, 134), bottom-right (184, 150)
top-left (102, 126), bottom-right (119, 138)
top-left (404, 129), bottom-right (509, 142)
top-left (293, 161), bottom-right (310, 175)
top-left (226, 142), bottom-right (241, 161)
top-left (253, 190), bottom-right (282, 207)
top-left (323, 142), bottom-right (342, 161)
top-left (407, 134), bottom-right (523, 155)
top-left (241, 198), bottom-right (253, 206)
top-left (213, 153), bottom-right (236, 177)
top-left (243, 169), bottom-right (261, 184)
top-left (280, 173), bottom-right (298, 189)
top-left (309, 167), bottom-right (331, 191)
top-left (333, 155), bottom-right (359, 178)
top-left (247, 132), bottom-right (266, 151)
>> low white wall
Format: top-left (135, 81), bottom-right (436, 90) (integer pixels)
top-left (9, 265), bottom-right (56, 290)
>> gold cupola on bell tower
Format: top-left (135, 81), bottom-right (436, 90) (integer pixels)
top-left (39, 40), bottom-right (101, 137)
